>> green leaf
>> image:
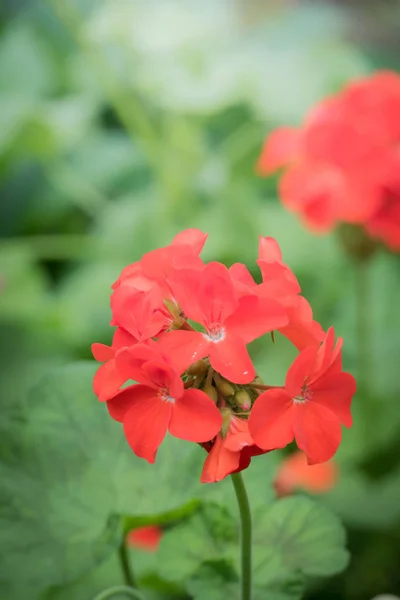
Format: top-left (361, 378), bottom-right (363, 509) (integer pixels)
top-left (253, 496), bottom-right (349, 585)
top-left (156, 503), bottom-right (238, 582)
top-left (187, 559), bottom-right (239, 600)
top-left (156, 494), bottom-right (346, 599)
top-left (0, 363), bottom-right (205, 599)
top-left (187, 559), bottom-right (304, 600)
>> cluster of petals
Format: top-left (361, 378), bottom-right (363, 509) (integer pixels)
top-left (257, 71), bottom-right (400, 251)
top-left (92, 230), bottom-right (356, 482)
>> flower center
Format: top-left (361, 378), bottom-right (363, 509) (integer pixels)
top-left (159, 389), bottom-right (175, 403)
top-left (293, 387), bottom-right (313, 404)
top-left (204, 324), bottom-right (225, 343)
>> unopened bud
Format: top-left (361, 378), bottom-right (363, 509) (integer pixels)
top-left (164, 298), bottom-right (180, 319)
top-left (220, 407), bottom-right (231, 439)
top-left (252, 375), bottom-right (264, 386)
top-left (214, 373), bottom-right (235, 397)
top-left (187, 360), bottom-right (208, 377)
top-left (235, 390), bottom-right (251, 411)
top-left (202, 385), bottom-right (218, 403)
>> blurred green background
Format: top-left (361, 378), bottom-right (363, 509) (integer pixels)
top-left (1, 1), bottom-right (400, 599)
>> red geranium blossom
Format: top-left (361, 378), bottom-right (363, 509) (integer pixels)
top-left (249, 328), bottom-right (356, 464)
top-left (110, 229), bottom-right (206, 340)
top-left (201, 413), bottom-right (265, 483)
top-left (157, 261), bottom-right (287, 384)
top-left (126, 526), bottom-right (163, 552)
top-left (92, 230), bottom-right (355, 481)
top-left (257, 71), bottom-right (400, 251)
top-left (107, 344), bottom-right (222, 463)
top-left (274, 451), bottom-right (338, 497)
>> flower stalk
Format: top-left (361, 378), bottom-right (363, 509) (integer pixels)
top-left (231, 472), bottom-right (252, 600)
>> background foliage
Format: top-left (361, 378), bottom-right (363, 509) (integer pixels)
top-left (1, 1), bottom-right (400, 599)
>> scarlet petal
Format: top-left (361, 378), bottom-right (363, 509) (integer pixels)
top-left (171, 228), bottom-right (208, 255)
top-left (229, 263), bottom-right (257, 290)
top-left (169, 389), bottom-right (222, 442)
top-left (279, 295), bottom-right (325, 350)
top-left (142, 361), bottom-right (184, 399)
top-left (293, 402), bottom-right (342, 465)
top-left (258, 236), bottom-right (283, 262)
top-left (256, 127), bottom-right (300, 174)
top-left (198, 262), bottom-right (239, 325)
top-left (157, 330), bottom-right (210, 373)
top-left (92, 343), bottom-right (114, 362)
top-left (311, 372), bottom-right (356, 428)
top-left (106, 384), bottom-right (156, 422)
top-left (209, 335), bottom-right (255, 384)
top-left (123, 394), bottom-right (172, 463)
top-left (112, 328), bottom-right (138, 349)
top-left (285, 346), bottom-right (318, 398)
top-left (200, 435), bottom-right (241, 483)
top-left (249, 389), bottom-right (294, 450)
top-left (115, 345), bottom-right (160, 386)
top-left (93, 359), bottom-right (126, 401)
top-left (225, 295), bottom-right (288, 343)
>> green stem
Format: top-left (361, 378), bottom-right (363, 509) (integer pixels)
top-left (231, 472), bottom-right (252, 600)
top-left (93, 585), bottom-right (145, 600)
top-left (354, 258), bottom-right (371, 391)
top-left (119, 539), bottom-right (137, 589)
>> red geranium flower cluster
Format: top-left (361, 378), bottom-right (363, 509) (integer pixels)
top-left (257, 71), bottom-right (400, 251)
top-left (92, 230), bottom-right (356, 482)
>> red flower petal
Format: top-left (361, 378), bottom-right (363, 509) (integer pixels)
top-left (209, 334), bottom-right (255, 384)
top-left (157, 330), bottom-right (210, 374)
top-left (293, 402), bottom-right (342, 465)
top-left (123, 394), bottom-right (172, 463)
top-left (106, 384), bottom-right (156, 422)
top-left (258, 236), bottom-right (283, 262)
top-left (112, 328), bottom-right (138, 349)
top-left (311, 372), bottom-right (356, 428)
top-left (200, 434), bottom-right (241, 483)
top-left (249, 389), bottom-right (294, 450)
top-left (92, 342), bottom-right (114, 362)
top-left (197, 262), bottom-right (239, 327)
top-left (169, 389), bottom-right (222, 442)
top-left (93, 359), bottom-right (126, 401)
top-left (225, 295), bottom-right (288, 344)
top-left (142, 361), bottom-right (184, 399)
top-left (285, 346), bottom-right (318, 398)
top-left (171, 228), bottom-right (208, 254)
top-left (115, 345), bottom-right (160, 387)
top-left (256, 127), bottom-right (300, 174)
top-left (279, 295), bottom-right (325, 350)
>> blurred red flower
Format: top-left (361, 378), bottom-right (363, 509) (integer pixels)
top-left (257, 71), bottom-right (400, 251)
top-left (274, 451), bottom-right (338, 497)
top-left (126, 526), bottom-right (162, 552)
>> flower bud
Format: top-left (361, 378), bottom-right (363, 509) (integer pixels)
top-left (163, 298), bottom-right (181, 319)
top-left (202, 384), bottom-right (218, 403)
top-left (235, 389), bottom-right (251, 411)
top-left (220, 407), bottom-right (231, 439)
top-left (214, 373), bottom-right (235, 397)
top-left (187, 360), bottom-right (208, 377)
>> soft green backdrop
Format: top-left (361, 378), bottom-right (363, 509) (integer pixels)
top-left (1, 1), bottom-right (400, 599)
